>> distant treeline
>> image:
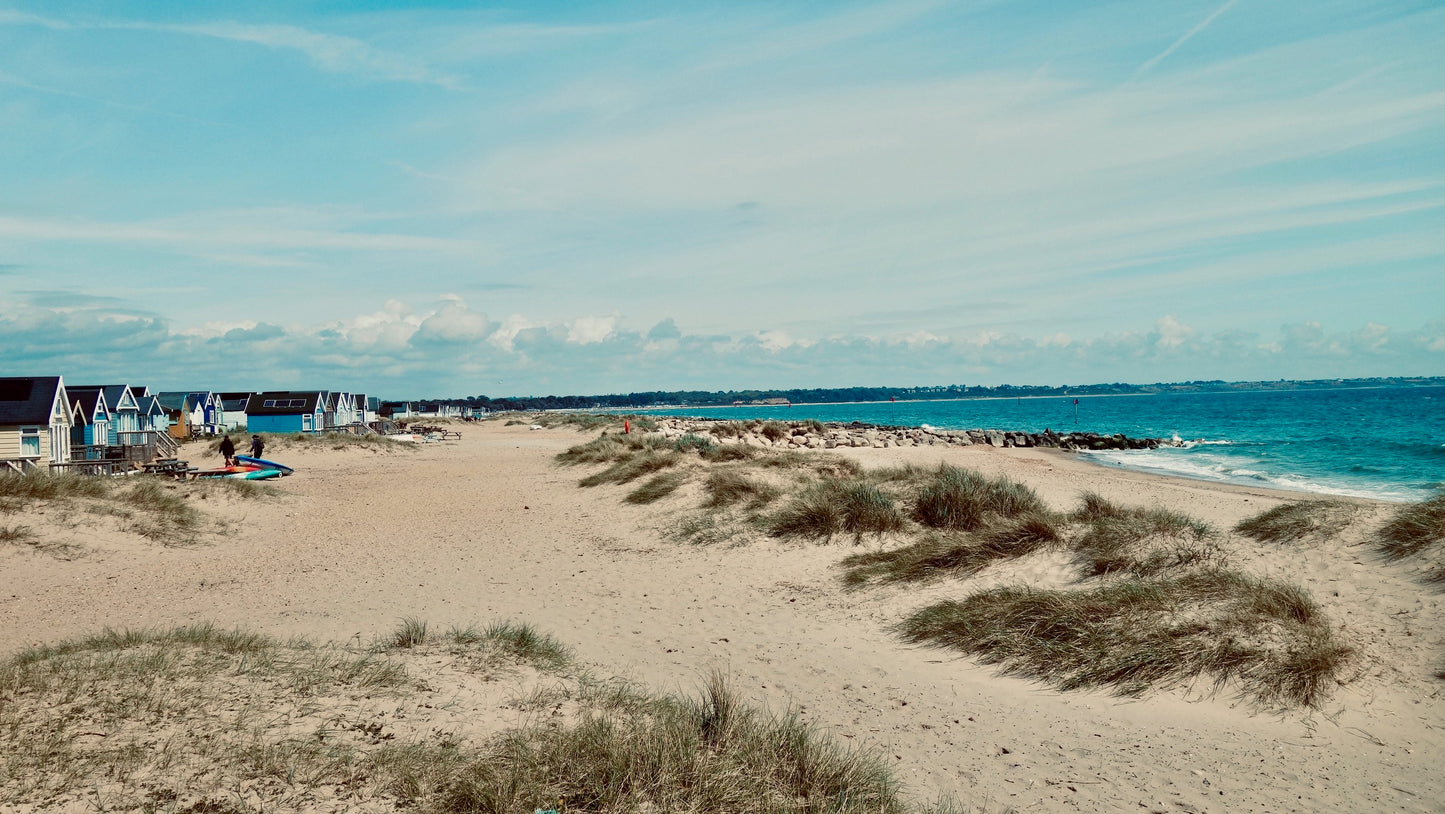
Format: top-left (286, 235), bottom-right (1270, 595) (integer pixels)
top-left (424, 376), bottom-right (1445, 413)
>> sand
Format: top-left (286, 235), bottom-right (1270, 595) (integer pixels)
top-left (2, 421), bottom-right (1442, 813)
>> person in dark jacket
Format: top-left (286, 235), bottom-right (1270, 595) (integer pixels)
top-left (249, 434), bottom-right (265, 459)
top-left (218, 435), bottom-right (236, 466)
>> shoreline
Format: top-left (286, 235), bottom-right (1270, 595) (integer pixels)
top-left (2, 421), bottom-right (1438, 812)
top-left (637, 413), bottom-right (1416, 504)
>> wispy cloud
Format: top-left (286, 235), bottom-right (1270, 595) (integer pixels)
top-left (1133, 0), bottom-right (1238, 78)
top-left (0, 9), bottom-right (459, 88)
top-left (158, 21), bottom-right (462, 89)
top-left (0, 213), bottom-right (483, 255)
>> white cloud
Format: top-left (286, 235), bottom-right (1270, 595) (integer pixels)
top-left (566, 315), bottom-right (618, 345)
top-left (3, 297), bottom-right (1440, 395)
top-left (488, 315), bottom-right (536, 351)
top-left (1153, 315), bottom-right (1196, 350)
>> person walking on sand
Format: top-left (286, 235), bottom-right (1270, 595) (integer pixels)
top-left (218, 435), bottom-right (236, 466)
top-left (249, 434), bottom-right (265, 459)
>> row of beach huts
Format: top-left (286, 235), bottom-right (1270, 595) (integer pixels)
top-left (0, 375), bottom-right (402, 475)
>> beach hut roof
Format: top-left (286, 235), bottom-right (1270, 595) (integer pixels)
top-left (154, 392), bottom-right (192, 411)
top-left (0, 376), bottom-right (67, 425)
top-left (246, 391), bottom-right (323, 415)
top-left (69, 388), bottom-right (110, 423)
top-left (74, 384), bottom-right (138, 413)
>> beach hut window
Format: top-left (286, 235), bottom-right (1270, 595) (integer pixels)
top-left (19, 427), bottom-right (41, 458)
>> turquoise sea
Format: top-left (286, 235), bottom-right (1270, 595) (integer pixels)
top-left (639, 385), bottom-right (1445, 503)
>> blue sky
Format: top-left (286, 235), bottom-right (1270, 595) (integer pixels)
top-left (1, 0), bottom-right (1441, 398)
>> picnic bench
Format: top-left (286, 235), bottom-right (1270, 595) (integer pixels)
top-left (143, 458), bottom-right (194, 479)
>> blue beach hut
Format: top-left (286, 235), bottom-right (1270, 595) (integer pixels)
top-left (246, 391), bottom-right (326, 434)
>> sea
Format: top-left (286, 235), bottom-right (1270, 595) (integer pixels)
top-left (636, 385), bottom-right (1445, 503)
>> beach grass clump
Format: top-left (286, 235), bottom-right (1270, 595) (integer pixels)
top-left (1, 624), bottom-right (943, 814)
top-left (911, 464), bottom-right (1046, 531)
top-left (671, 433), bottom-right (716, 454)
top-left (0, 523), bottom-right (35, 542)
top-left (751, 450), bottom-right (863, 479)
top-left (1236, 500), bottom-right (1354, 544)
top-left (709, 421), bottom-right (750, 439)
top-left (578, 451), bottom-right (681, 488)
top-left (1375, 494), bottom-right (1445, 582)
top-left (0, 623), bottom-right (408, 806)
top-left (122, 479), bottom-right (203, 545)
top-left (626, 471), bottom-right (690, 504)
top-left (759, 420), bottom-right (791, 442)
top-left (555, 432), bottom-right (666, 466)
top-left (387, 616), bottom-right (430, 648)
top-left (704, 470), bottom-right (782, 509)
top-left (477, 621), bottom-right (572, 671)
top-left (771, 479), bottom-right (905, 540)
top-left (436, 672), bottom-right (916, 814)
top-left (898, 570), bottom-right (1350, 707)
top-left (0, 471), bottom-right (111, 503)
top-left (701, 443), bottom-right (759, 463)
top-left (841, 513), bottom-right (1063, 587)
top-left (1072, 496), bottom-right (1219, 577)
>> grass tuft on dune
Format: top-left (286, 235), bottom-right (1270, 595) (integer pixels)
top-left (1375, 493), bottom-right (1445, 583)
top-left (899, 571), bottom-right (1351, 708)
top-left (1, 621), bottom-right (949, 813)
top-left (1235, 499), bottom-right (1354, 544)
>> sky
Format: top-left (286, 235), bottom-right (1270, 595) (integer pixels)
top-left (1, 0), bottom-right (1442, 399)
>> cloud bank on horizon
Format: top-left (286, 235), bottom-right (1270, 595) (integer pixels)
top-left (1, 1), bottom-right (1441, 397)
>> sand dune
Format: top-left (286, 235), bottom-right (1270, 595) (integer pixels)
top-left (2, 421), bottom-right (1441, 812)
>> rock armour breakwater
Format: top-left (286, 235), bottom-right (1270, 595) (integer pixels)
top-left (650, 417), bottom-right (1182, 452)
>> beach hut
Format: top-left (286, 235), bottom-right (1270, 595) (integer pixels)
top-left (321, 391), bottom-right (338, 429)
top-left (136, 394), bottom-right (167, 433)
top-left (187, 392), bottom-right (218, 435)
top-left (68, 388), bottom-right (111, 450)
top-left (215, 392), bottom-right (253, 431)
top-left (246, 391), bottom-right (326, 434)
top-left (155, 391), bottom-right (212, 439)
top-left (0, 376), bottom-right (72, 471)
top-left (355, 393), bottom-right (374, 424)
top-left (73, 384), bottom-right (141, 446)
top-left (333, 391), bottom-right (358, 427)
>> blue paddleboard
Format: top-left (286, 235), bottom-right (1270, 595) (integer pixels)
top-left (234, 455), bottom-right (295, 475)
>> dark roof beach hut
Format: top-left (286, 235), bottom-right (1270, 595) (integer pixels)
top-left (68, 387), bottom-right (111, 448)
top-left (73, 384), bottom-right (141, 445)
top-left (216, 392), bottom-right (253, 430)
top-left (246, 391), bottom-right (325, 434)
top-left (0, 376), bottom-right (72, 471)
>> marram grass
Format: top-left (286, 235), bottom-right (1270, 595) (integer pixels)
top-left (1, 622), bottom-right (951, 814)
top-left (899, 570), bottom-right (1350, 708)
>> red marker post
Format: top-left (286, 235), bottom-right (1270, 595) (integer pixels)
top-left (624, 420), bottom-right (631, 434)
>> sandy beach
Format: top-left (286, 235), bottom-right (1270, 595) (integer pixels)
top-left (2, 420), bottom-right (1442, 813)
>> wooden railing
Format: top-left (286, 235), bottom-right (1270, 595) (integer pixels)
top-left (69, 431), bottom-right (182, 468)
top-left (119, 430), bottom-right (180, 459)
top-left (49, 460), bottom-right (129, 476)
top-left (1, 459), bottom-right (40, 475)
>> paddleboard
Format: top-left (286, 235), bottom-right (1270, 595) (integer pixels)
top-left (234, 455), bottom-right (295, 475)
top-left (195, 465), bottom-right (284, 480)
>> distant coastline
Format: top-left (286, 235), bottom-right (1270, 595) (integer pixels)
top-left (434, 375), bottom-right (1445, 414)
